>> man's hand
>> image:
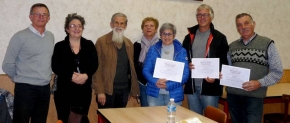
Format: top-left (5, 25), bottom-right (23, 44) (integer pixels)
top-left (242, 80), bottom-right (261, 91)
top-left (205, 77), bottom-right (215, 83)
top-left (189, 62), bottom-right (195, 69)
top-left (98, 93), bottom-right (106, 106)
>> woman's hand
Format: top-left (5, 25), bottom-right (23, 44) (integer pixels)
top-left (71, 72), bottom-right (88, 84)
top-left (156, 78), bottom-right (167, 89)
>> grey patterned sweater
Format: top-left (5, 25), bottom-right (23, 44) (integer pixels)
top-left (226, 34), bottom-right (283, 98)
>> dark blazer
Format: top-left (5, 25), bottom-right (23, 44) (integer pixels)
top-left (182, 23), bottom-right (229, 96)
top-left (51, 36), bottom-right (98, 93)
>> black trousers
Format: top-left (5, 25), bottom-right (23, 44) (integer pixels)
top-left (54, 87), bottom-right (92, 123)
top-left (13, 83), bottom-right (50, 123)
top-left (97, 88), bottom-right (129, 109)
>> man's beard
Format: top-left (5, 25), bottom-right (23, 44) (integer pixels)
top-left (112, 27), bottom-right (125, 43)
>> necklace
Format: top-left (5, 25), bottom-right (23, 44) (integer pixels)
top-left (164, 51), bottom-right (170, 54)
top-left (162, 44), bottom-right (173, 55)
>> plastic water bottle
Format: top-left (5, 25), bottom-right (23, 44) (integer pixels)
top-left (167, 98), bottom-right (176, 123)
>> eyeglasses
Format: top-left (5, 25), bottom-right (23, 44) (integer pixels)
top-left (69, 24), bottom-right (83, 29)
top-left (161, 33), bottom-right (173, 37)
top-left (196, 13), bottom-right (210, 18)
top-left (32, 13), bottom-right (49, 18)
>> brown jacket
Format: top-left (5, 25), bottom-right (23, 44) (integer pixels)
top-left (92, 31), bottom-right (139, 96)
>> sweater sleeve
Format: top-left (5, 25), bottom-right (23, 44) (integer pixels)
top-left (51, 42), bottom-right (74, 79)
top-left (51, 43), bottom-right (61, 75)
top-left (258, 42), bottom-right (283, 86)
top-left (2, 33), bottom-right (22, 81)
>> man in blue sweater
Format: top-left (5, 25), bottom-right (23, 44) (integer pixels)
top-left (2, 3), bottom-right (54, 123)
top-left (227, 13), bottom-right (283, 123)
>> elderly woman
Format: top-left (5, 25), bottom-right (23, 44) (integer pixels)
top-left (134, 17), bottom-right (159, 107)
top-left (51, 13), bottom-right (98, 122)
top-left (142, 23), bottom-right (189, 106)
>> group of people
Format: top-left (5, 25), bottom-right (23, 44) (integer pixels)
top-left (1, 2), bottom-right (283, 123)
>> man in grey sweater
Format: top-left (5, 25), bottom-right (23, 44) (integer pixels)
top-left (2, 3), bottom-right (54, 123)
top-left (226, 13), bottom-right (283, 123)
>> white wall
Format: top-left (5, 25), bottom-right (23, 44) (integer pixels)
top-left (0, 0), bottom-right (289, 74)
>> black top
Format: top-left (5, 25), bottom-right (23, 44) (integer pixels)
top-left (51, 36), bottom-right (98, 93)
top-left (114, 43), bottom-right (129, 89)
top-left (182, 23), bottom-right (229, 96)
top-left (133, 42), bottom-right (147, 85)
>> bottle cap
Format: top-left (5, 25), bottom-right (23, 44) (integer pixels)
top-left (170, 98), bottom-right (174, 101)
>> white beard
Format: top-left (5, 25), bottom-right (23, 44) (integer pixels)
top-left (112, 27), bottom-right (125, 43)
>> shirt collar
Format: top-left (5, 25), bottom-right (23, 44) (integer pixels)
top-left (29, 25), bottom-right (46, 37)
top-left (239, 33), bottom-right (257, 45)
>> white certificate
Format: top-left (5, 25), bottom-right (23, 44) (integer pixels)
top-left (220, 65), bottom-right (250, 89)
top-left (191, 58), bottom-right (219, 78)
top-left (153, 58), bottom-right (185, 82)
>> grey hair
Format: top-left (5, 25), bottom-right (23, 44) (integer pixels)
top-left (111, 13), bottom-right (128, 25)
top-left (236, 13), bottom-right (254, 22)
top-left (196, 4), bottom-right (214, 19)
top-left (64, 13), bottom-right (85, 35)
top-left (159, 23), bottom-right (177, 36)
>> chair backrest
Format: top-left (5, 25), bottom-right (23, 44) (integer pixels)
top-left (282, 94), bottom-right (290, 123)
top-left (205, 106), bottom-right (227, 123)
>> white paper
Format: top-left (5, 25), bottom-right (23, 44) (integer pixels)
top-left (191, 58), bottom-right (219, 78)
top-left (220, 65), bottom-right (250, 89)
top-left (153, 58), bottom-right (185, 82)
top-left (177, 117), bottom-right (202, 123)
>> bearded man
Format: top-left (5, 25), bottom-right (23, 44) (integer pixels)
top-left (92, 13), bottom-right (139, 108)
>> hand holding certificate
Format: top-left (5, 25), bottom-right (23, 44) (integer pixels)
top-left (153, 58), bottom-right (185, 82)
top-left (220, 65), bottom-right (250, 89)
top-left (191, 58), bottom-right (219, 78)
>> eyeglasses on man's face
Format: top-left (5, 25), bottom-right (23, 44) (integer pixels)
top-left (31, 13), bottom-right (49, 18)
top-left (69, 24), bottom-right (83, 29)
top-left (196, 13), bottom-right (210, 18)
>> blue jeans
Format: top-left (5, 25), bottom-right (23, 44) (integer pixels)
top-left (187, 86), bottom-right (219, 115)
top-left (147, 94), bottom-right (182, 106)
top-left (139, 82), bottom-right (149, 107)
top-left (227, 93), bottom-right (263, 123)
top-left (13, 83), bottom-right (50, 123)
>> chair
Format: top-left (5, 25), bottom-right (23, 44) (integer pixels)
top-left (56, 120), bottom-right (63, 123)
top-left (264, 94), bottom-right (290, 123)
top-left (205, 106), bottom-right (227, 123)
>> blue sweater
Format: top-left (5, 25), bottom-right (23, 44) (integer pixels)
top-left (142, 40), bottom-right (189, 102)
top-left (2, 27), bottom-right (54, 86)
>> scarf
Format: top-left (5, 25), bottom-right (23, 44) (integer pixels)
top-left (138, 33), bottom-right (159, 63)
